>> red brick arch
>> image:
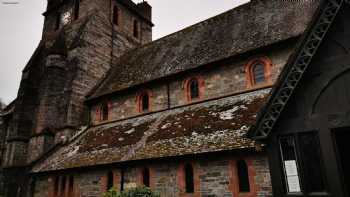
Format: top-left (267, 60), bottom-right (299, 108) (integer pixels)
top-left (95, 101), bottom-right (113, 123)
top-left (183, 76), bottom-right (205, 102)
top-left (245, 57), bottom-right (273, 88)
top-left (136, 90), bottom-right (153, 113)
top-left (177, 162), bottom-right (201, 197)
top-left (228, 158), bottom-right (257, 197)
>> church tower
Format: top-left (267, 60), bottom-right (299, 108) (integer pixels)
top-left (1, 0), bottom-right (152, 196)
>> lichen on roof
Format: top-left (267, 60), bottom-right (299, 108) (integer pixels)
top-left (32, 88), bottom-right (270, 173)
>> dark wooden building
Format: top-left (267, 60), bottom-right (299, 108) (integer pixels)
top-left (249, 0), bottom-right (350, 196)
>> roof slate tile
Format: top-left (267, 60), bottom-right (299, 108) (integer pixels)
top-left (32, 89), bottom-right (270, 172)
top-left (89, 1), bottom-right (319, 99)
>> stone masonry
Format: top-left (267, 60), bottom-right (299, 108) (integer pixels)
top-left (32, 154), bottom-right (272, 197)
top-left (0, 0), bottom-right (320, 196)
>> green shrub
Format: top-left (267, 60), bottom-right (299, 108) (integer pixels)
top-left (103, 187), bottom-right (119, 197)
top-left (103, 187), bottom-right (160, 197)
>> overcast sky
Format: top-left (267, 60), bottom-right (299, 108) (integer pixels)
top-left (0, 0), bottom-right (249, 104)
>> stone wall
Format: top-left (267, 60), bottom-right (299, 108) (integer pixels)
top-left (43, 0), bottom-right (152, 46)
top-left (1, 1), bottom-right (154, 195)
top-left (3, 141), bottom-right (28, 167)
top-left (32, 154), bottom-right (272, 197)
top-left (91, 43), bottom-right (295, 125)
top-left (26, 0), bottom-right (154, 163)
top-left (33, 176), bottom-right (50, 197)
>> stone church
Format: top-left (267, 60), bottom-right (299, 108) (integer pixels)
top-left (1, 0), bottom-right (349, 196)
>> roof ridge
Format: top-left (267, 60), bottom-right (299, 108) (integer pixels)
top-left (119, 2), bottom-right (251, 53)
top-left (88, 0), bottom-right (320, 100)
top-left (86, 2), bottom-right (252, 100)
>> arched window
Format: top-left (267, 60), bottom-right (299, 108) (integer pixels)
top-left (252, 62), bottom-right (266, 84)
top-left (74, 0), bottom-right (80, 20)
top-left (133, 20), bottom-right (139, 38)
top-left (101, 102), bottom-right (109, 121)
top-left (137, 91), bottom-right (151, 113)
top-left (237, 160), bottom-right (250, 192)
top-left (113, 6), bottom-right (119, 25)
top-left (184, 164), bottom-right (194, 193)
top-left (141, 93), bottom-right (149, 112)
top-left (189, 79), bottom-right (199, 100)
top-left (107, 171), bottom-right (114, 191)
top-left (142, 168), bottom-right (150, 187)
top-left (68, 176), bottom-right (74, 196)
top-left (185, 77), bottom-right (204, 102)
top-left (246, 57), bottom-right (272, 88)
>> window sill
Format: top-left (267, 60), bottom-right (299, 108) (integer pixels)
top-left (238, 192), bottom-right (256, 197)
top-left (247, 82), bottom-right (273, 91)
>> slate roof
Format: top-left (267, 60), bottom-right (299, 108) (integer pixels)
top-left (88, 0), bottom-right (319, 100)
top-left (32, 88), bottom-right (270, 172)
top-left (248, 0), bottom-right (344, 139)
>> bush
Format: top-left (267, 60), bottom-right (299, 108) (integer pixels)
top-left (104, 187), bottom-right (160, 197)
top-left (103, 188), bottom-right (119, 197)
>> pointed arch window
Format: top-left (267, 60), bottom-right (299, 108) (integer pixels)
top-left (185, 77), bottom-right (204, 102)
top-left (237, 160), bottom-right (250, 192)
top-left (137, 91), bottom-right (151, 113)
top-left (246, 57), bottom-right (272, 88)
top-left (113, 6), bottom-right (119, 25)
top-left (185, 163), bottom-right (194, 193)
top-left (142, 168), bottom-right (150, 187)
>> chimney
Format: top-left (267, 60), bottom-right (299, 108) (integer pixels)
top-left (137, 1), bottom-right (152, 22)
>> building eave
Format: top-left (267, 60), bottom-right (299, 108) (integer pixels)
top-left (248, 0), bottom-right (345, 140)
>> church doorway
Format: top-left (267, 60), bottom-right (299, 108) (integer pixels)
top-left (334, 129), bottom-right (350, 196)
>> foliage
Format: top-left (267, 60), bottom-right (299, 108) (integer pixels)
top-left (103, 187), bottom-right (160, 197)
top-left (103, 188), bottom-right (119, 197)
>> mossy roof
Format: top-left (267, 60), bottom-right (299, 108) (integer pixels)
top-left (32, 88), bottom-right (270, 172)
